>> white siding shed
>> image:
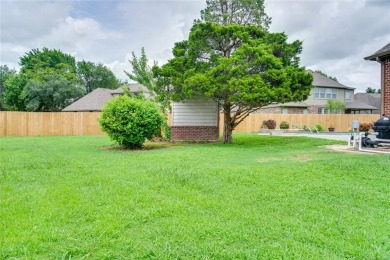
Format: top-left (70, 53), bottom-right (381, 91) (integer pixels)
top-left (172, 100), bottom-right (219, 126)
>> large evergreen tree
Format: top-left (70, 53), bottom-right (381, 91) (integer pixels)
top-left (156, 22), bottom-right (313, 143)
top-left (200, 0), bottom-right (271, 28)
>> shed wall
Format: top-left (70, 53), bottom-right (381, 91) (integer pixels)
top-left (172, 100), bottom-right (219, 126)
top-left (171, 100), bottom-right (219, 141)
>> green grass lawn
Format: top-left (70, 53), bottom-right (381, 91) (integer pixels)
top-left (1, 134), bottom-right (389, 259)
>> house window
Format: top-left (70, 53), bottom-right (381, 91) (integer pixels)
top-left (318, 107), bottom-right (342, 114)
top-left (314, 88), bottom-right (337, 99)
top-left (345, 90), bottom-right (353, 100)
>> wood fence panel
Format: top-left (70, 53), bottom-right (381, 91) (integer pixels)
top-left (0, 111), bottom-right (382, 137)
top-left (0, 111), bottom-right (5, 136)
top-left (219, 113), bottom-right (380, 133)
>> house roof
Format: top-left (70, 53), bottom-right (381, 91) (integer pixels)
top-left (309, 70), bottom-right (355, 90)
top-left (62, 84), bottom-right (150, 112)
top-left (262, 101), bottom-right (310, 109)
top-left (62, 88), bottom-right (114, 112)
top-left (345, 100), bottom-right (378, 110)
top-left (354, 93), bottom-right (381, 111)
top-left (364, 42), bottom-right (390, 61)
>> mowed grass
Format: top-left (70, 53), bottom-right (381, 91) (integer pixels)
top-left (0, 134), bottom-right (389, 259)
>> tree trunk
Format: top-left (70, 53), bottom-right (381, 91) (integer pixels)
top-left (223, 106), bottom-right (233, 143)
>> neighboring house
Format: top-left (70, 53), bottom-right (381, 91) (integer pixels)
top-left (171, 100), bottom-right (219, 141)
top-left (62, 84), bottom-right (149, 112)
top-left (364, 42), bottom-right (390, 115)
top-left (259, 70), bottom-right (378, 114)
top-left (354, 93), bottom-right (381, 114)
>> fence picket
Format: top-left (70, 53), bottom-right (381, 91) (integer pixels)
top-left (0, 111), bottom-right (380, 137)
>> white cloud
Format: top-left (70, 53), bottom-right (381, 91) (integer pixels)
top-left (0, 1), bottom-right (72, 43)
top-left (266, 0), bottom-right (390, 92)
top-left (1, 0), bottom-right (388, 92)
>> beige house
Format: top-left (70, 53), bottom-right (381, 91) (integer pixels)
top-left (259, 70), bottom-right (377, 114)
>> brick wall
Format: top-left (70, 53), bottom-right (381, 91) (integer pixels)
top-left (171, 126), bottom-right (219, 141)
top-left (384, 58), bottom-right (390, 115)
top-left (288, 108), bottom-right (305, 114)
top-left (308, 105), bottom-right (322, 114)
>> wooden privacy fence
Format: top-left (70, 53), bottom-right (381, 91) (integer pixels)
top-left (0, 112), bottom-right (104, 137)
top-left (228, 113), bottom-right (381, 133)
top-left (0, 111), bottom-right (381, 137)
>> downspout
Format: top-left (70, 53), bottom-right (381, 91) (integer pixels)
top-left (380, 58), bottom-right (385, 115)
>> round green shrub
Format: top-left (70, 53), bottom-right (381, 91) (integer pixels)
top-left (99, 96), bottom-right (164, 149)
top-left (279, 121), bottom-right (289, 129)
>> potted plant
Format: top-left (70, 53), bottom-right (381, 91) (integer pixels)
top-left (328, 124), bottom-right (335, 132)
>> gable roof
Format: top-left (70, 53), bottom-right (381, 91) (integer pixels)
top-left (62, 88), bottom-right (113, 112)
top-left (364, 42), bottom-right (390, 61)
top-left (62, 84), bottom-right (149, 112)
top-left (308, 70), bottom-right (355, 90)
top-left (345, 99), bottom-right (378, 110)
top-left (262, 101), bottom-right (310, 109)
top-left (354, 93), bottom-right (381, 112)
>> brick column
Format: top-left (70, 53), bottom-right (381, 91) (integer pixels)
top-left (383, 58), bottom-right (390, 115)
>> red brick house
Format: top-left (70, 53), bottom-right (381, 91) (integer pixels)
top-left (365, 42), bottom-right (390, 115)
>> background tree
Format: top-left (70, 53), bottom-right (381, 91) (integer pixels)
top-left (0, 65), bottom-right (17, 110)
top-left (22, 74), bottom-right (84, 111)
top-left (201, 0), bottom-right (271, 28)
top-left (125, 47), bottom-right (170, 110)
top-left (2, 73), bottom-right (27, 111)
top-left (20, 48), bottom-right (77, 78)
top-left (77, 61), bottom-right (120, 93)
top-left (156, 22), bottom-right (313, 143)
top-left (366, 87), bottom-right (381, 94)
top-left (2, 48), bottom-right (86, 111)
top-left (325, 99), bottom-right (346, 114)
top-left (125, 47), bottom-right (155, 91)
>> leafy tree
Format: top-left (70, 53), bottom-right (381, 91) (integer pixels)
top-left (314, 70), bottom-right (338, 82)
top-left (200, 0), bottom-right (271, 28)
top-left (156, 22), bottom-right (313, 143)
top-left (3, 48), bottom-right (83, 111)
top-left (125, 47), bottom-right (155, 92)
top-left (2, 73), bottom-right (28, 111)
top-left (22, 74), bottom-right (85, 112)
top-left (0, 65), bottom-right (17, 110)
top-left (125, 47), bottom-right (170, 111)
top-left (20, 48), bottom-right (77, 78)
top-left (325, 99), bottom-right (346, 114)
top-left (77, 61), bottom-right (120, 93)
top-left (99, 96), bottom-right (164, 149)
top-left (366, 87), bottom-right (381, 94)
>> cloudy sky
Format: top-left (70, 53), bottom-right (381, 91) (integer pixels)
top-left (1, 0), bottom-right (389, 93)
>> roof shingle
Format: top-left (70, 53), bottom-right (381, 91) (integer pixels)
top-left (364, 42), bottom-right (390, 61)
